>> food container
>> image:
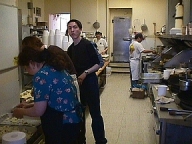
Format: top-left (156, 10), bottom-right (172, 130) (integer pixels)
top-left (179, 79), bottom-right (192, 91)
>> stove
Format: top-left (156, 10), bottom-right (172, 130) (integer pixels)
top-left (176, 90), bottom-right (192, 110)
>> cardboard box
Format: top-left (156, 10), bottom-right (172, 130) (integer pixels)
top-left (130, 88), bottom-right (145, 99)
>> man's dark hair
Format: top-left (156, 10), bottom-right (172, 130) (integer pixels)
top-left (95, 31), bottom-right (102, 36)
top-left (67, 19), bottom-right (82, 29)
top-left (135, 33), bottom-right (144, 39)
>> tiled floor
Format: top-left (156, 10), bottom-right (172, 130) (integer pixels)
top-left (85, 73), bottom-right (157, 144)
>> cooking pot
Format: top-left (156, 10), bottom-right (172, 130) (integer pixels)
top-left (179, 79), bottom-right (192, 91)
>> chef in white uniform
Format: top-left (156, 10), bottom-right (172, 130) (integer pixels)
top-left (93, 31), bottom-right (108, 55)
top-left (129, 33), bottom-right (155, 86)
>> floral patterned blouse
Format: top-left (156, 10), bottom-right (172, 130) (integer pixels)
top-left (33, 65), bottom-right (80, 123)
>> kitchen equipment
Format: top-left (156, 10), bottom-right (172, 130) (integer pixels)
top-left (160, 107), bottom-right (192, 113)
top-left (157, 85), bottom-right (168, 96)
top-left (176, 90), bottom-right (192, 110)
top-left (179, 79), bottom-right (192, 91)
top-left (161, 25), bottom-right (166, 34)
top-left (0, 4), bottom-right (21, 116)
top-left (169, 111), bottom-right (191, 116)
top-left (93, 21), bottom-right (100, 30)
top-left (0, 113), bottom-right (40, 127)
top-left (163, 70), bottom-right (172, 79)
top-left (2, 131), bottom-right (26, 144)
top-left (141, 19), bottom-right (148, 31)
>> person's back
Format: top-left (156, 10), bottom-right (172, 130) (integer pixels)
top-left (129, 40), bottom-right (144, 60)
top-left (13, 44), bottom-right (81, 144)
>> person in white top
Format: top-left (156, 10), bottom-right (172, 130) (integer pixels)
top-left (93, 31), bottom-right (108, 55)
top-left (129, 33), bottom-right (156, 86)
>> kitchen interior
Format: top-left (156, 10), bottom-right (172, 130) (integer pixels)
top-left (0, 0), bottom-right (192, 143)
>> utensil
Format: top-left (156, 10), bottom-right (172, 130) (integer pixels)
top-left (141, 19), bottom-right (148, 31)
top-left (169, 111), bottom-right (191, 116)
top-left (160, 107), bottom-right (192, 113)
top-left (168, 109), bottom-right (192, 121)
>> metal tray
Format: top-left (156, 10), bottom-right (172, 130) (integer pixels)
top-left (141, 73), bottom-right (162, 79)
top-left (0, 113), bottom-right (40, 127)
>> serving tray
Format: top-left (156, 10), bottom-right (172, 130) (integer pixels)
top-left (0, 113), bottom-right (40, 127)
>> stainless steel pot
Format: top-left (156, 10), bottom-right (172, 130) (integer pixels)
top-left (179, 79), bottom-right (192, 91)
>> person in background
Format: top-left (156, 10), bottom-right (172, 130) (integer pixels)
top-left (13, 44), bottom-right (81, 144)
top-left (93, 31), bottom-right (108, 55)
top-left (129, 33), bottom-right (156, 86)
top-left (67, 19), bottom-right (107, 144)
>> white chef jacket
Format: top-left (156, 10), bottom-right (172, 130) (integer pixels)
top-left (93, 38), bottom-right (108, 54)
top-left (129, 40), bottom-right (145, 81)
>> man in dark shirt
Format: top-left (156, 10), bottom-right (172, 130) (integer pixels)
top-left (67, 19), bottom-right (107, 144)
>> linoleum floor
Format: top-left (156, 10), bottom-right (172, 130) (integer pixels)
top-left (85, 73), bottom-right (157, 144)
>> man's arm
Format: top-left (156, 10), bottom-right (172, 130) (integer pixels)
top-left (142, 49), bottom-right (157, 54)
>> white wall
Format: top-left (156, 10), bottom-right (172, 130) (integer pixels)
top-left (0, 0), bottom-right (17, 6)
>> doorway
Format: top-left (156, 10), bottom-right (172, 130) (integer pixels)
top-left (109, 8), bottom-right (132, 62)
top-left (49, 13), bottom-right (70, 34)
top-left (113, 17), bottom-right (131, 62)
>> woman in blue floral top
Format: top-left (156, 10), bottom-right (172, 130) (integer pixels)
top-left (13, 45), bottom-right (81, 144)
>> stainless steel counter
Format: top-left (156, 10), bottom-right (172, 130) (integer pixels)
top-left (151, 84), bottom-right (192, 144)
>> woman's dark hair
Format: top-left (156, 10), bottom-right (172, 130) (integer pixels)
top-left (18, 45), bottom-right (74, 71)
top-left (67, 19), bottom-right (82, 29)
top-left (22, 36), bottom-right (44, 49)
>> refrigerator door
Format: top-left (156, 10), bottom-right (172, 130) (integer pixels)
top-left (0, 67), bottom-right (20, 116)
top-left (0, 4), bottom-right (19, 71)
top-left (0, 4), bottom-right (20, 116)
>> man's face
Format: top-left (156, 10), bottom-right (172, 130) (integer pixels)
top-left (67, 22), bottom-right (82, 40)
top-left (138, 37), bottom-right (143, 43)
top-left (96, 34), bottom-right (101, 39)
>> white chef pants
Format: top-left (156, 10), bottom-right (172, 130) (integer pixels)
top-left (130, 59), bottom-right (140, 81)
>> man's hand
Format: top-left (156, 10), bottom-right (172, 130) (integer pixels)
top-left (152, 50), bottom-right (157, 54)
top-left (78, 72), bottom-right (87, 85)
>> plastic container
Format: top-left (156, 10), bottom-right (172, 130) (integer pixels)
top-left (157, 85), bottom-right (167, 96)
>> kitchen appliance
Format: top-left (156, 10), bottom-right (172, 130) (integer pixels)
top-left (179, 79), bottom-right (192, 91)
top-left (0, 4), bottom-right (21, 116)
top-left (176, 90), bottom-right (192, 111)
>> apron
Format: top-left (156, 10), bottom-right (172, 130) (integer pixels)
top-left (130, 59), bottom-right (140, 81)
